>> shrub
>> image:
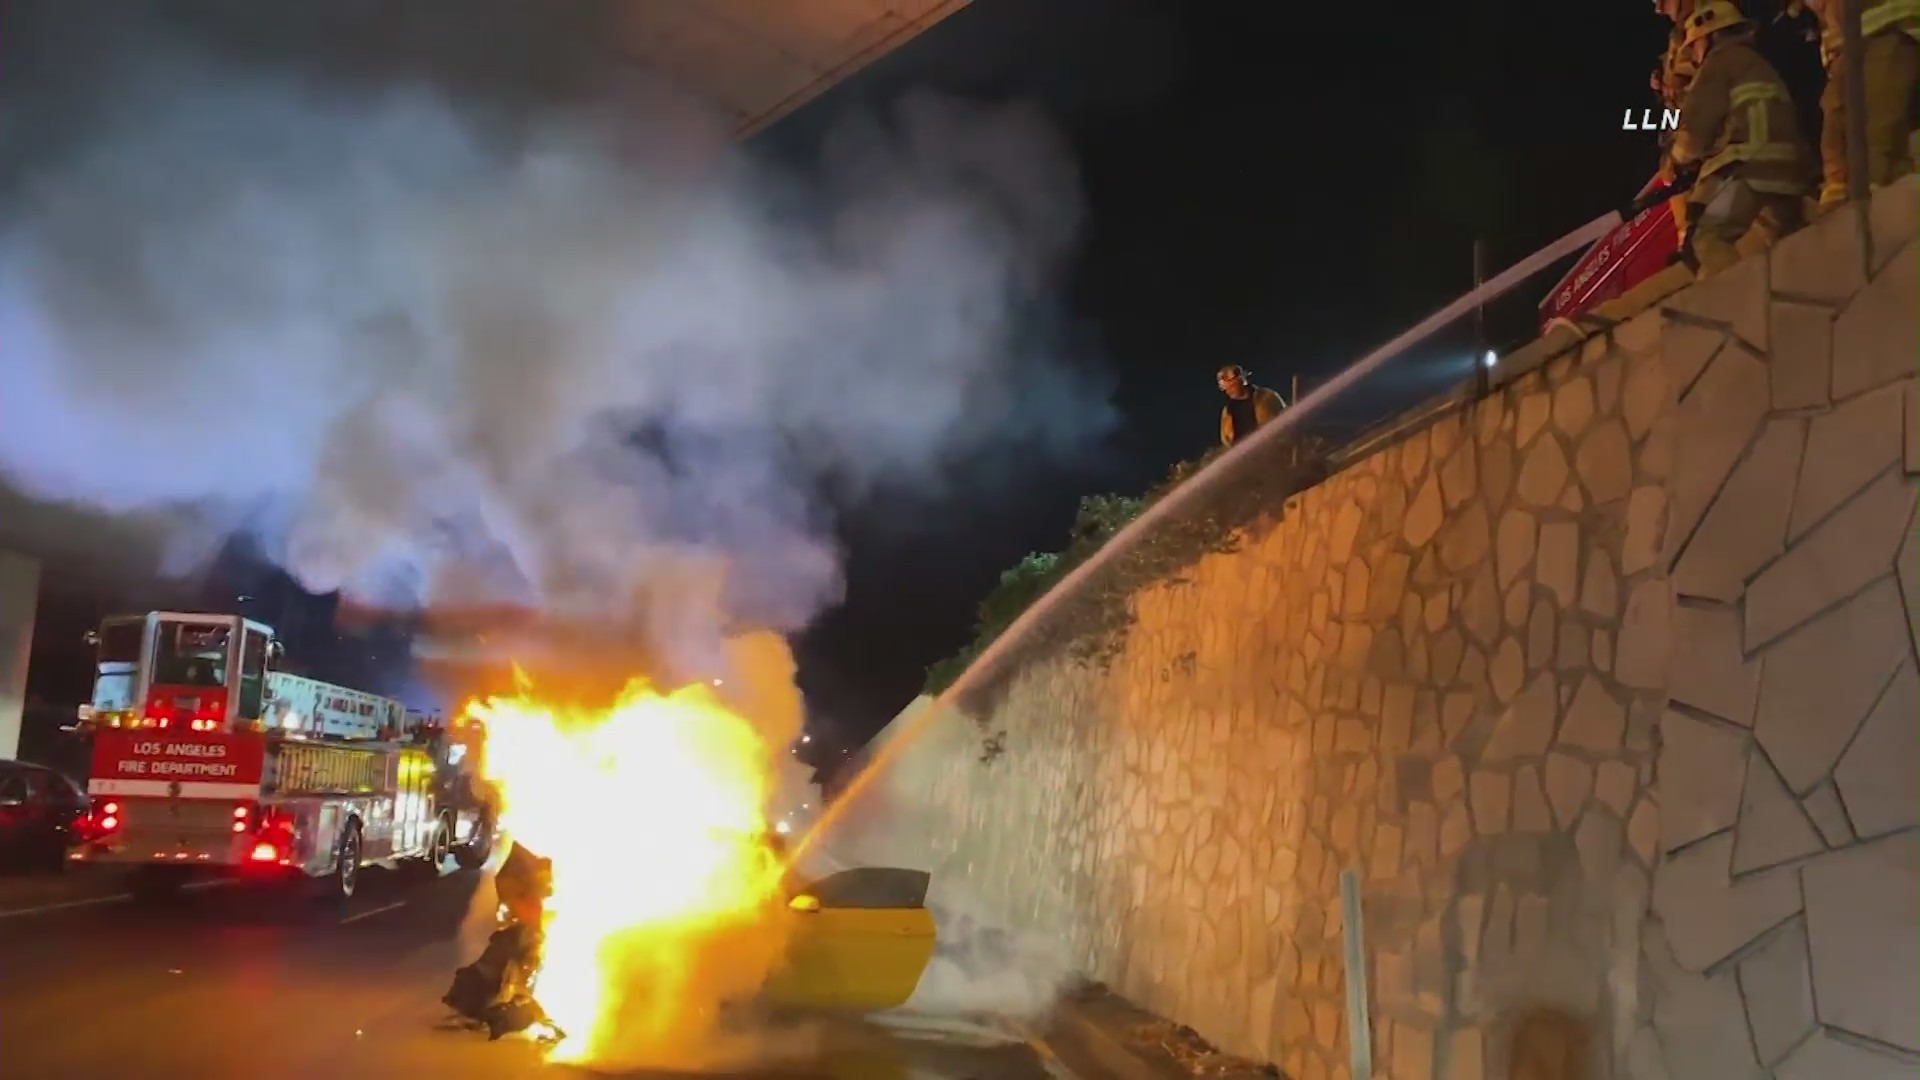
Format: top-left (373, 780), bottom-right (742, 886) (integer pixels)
top-left (922, 434), bottom-right (1333, 701)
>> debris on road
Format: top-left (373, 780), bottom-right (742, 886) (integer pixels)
top-left (441, 842), bottom-right (560, 1043)
top-left (1054, 983), bottom-right (1281, 1080)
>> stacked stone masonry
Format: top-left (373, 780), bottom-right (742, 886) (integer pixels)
top-left (834, 177), bottom-right (1919, 1080)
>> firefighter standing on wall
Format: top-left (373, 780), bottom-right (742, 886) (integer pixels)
top-left (1668, 1), bottom-right (1814, 275)
top-left (1652, 0), bottom-right (1704, 249)
top-left (1572, 0), bottom-right (1704, 331)
top-left (1797, 0), bottom-right (1920, 209)
top-left (1655, 0), bottom-right (1702, 108)
top-left (1216, 365), bottom-right (1287, 448)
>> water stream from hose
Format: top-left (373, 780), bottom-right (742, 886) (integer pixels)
top-left (798, 208), bottom-right (1626, 858)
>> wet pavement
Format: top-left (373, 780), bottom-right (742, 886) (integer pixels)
top-left (0, 864), bottom-right (1069, 1080)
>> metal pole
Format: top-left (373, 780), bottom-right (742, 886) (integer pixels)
top-left (1288, 374), bottom-right (1304, 470)
top-left (1473, 236), bottom-right (1487, 353)
top-left (1339, 868), bottom-right (1374, 1080)
top-left (1473, 237), bottom-right (1490, 399)
top-left (1841, 0), bottom-right (1874, 271)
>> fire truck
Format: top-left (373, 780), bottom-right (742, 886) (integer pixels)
top-left (71, 611), bottom-right (498, 900)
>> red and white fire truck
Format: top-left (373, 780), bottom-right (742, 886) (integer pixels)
top-left (71, 610), bottom-right (497, 900)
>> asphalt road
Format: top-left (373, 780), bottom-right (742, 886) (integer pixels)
top-left (0, 864), bottom-right (1070, 1080)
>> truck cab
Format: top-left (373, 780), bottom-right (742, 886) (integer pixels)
top-left (79, 612), bottom-right (282, 734)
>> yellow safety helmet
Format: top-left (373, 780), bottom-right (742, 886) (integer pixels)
top-left (1683, 0), bottom-right (1748, 46)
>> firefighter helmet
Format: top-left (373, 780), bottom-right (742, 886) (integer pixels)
top-left (1683, 0), bottom-right (1748, 46)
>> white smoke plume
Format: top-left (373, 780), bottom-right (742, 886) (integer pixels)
top-left (0, 3), bottom-right (1112, 649)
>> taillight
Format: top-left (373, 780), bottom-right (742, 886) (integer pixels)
top-left (89, 800), bottom-right (122, 836)
top-left (231, 804), bottom-right (250, 833)
top-left (142, 702), bottom-right (175, 729)
top-left (143, 690), bottom-right (224, 731)
top-left (247, 809), bottom-right (295, 863)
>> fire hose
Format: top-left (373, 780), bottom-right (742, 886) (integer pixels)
top-left (1626, 165), bottom-right (1699, 221)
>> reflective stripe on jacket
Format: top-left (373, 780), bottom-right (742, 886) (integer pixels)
top-left (1702, 80), bottom-right (1801, 175)
top-left (1674, 39), bottom-right (1811, 195)
top-left (1820, 0), bottom-right (1920, 65)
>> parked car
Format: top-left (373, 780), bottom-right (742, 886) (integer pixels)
top-left (0, 761), bottom-right (89, 873)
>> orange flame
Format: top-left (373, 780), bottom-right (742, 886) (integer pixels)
top-left (464, 673), bottom-right (791, 1067)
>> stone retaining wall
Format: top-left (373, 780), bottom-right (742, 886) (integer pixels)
top-left (828, 176), bottom-right (1918, 1080)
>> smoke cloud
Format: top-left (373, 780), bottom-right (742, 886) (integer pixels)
top-left (0, 4), bottom-right (1111, 653)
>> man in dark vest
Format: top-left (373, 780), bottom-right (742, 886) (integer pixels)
top-left (1217, 365), bottom-right (1287, 447)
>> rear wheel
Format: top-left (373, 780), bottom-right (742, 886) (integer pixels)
top-left (454, 816), bottom-right (493, 871)
top-left (328, 822), bottom-right (363, 901)
top-left (405, 818), bottom-right (451, 882)
top-left (429, 818), bottom-right (452, 869)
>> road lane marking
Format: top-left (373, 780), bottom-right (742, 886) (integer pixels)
top-left (0, 877), bottom-right (232, 920)
top-left (339, 900), bottom-right (408, 925)
top-left (0, 893), bottom-right (135, 919)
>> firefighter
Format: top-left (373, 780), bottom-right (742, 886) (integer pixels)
top-left (1655, 0), bottom-right (1702, 109)
top-left (1217, 365), bottom-right (1286, 448)
top-left (1800, 0), bottom-right (1920, 209)
top-left (1669, 1), bottom-right (1814, 275)
top-left (1652, 0), bottom-right (1702, 240)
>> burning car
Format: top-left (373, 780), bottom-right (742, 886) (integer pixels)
top-left (446, 839), bottom-right (939, 1043)
top-left (426, 658), bottom-right (944, 1068)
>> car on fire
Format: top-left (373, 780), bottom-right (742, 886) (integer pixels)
top-left (760, 865), bottom-right (939, 1013)
top-left (447, 843), bottom-right (938, 1038)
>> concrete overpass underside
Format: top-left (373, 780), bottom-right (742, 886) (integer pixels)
top-left (608, 0), bottom-right (969, 138)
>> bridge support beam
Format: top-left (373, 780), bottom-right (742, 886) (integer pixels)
top-left (0, 549), bottom-right (40, 760)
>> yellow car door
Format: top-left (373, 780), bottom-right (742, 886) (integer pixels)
top-left (761, 867), bottom-right (937, 1013)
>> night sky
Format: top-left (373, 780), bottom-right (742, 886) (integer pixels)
top-left (16, 1), bottom-right (1753, 762)
top-left (784, 0), bottom-right (1678, 758)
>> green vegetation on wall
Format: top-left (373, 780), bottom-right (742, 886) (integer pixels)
top-left (925, 431), bottom-right (1337, 701)
top-left (926, 444), bottom-right (1282, 695)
